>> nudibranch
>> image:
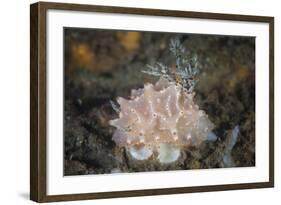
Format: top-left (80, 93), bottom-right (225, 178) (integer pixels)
top-left (109, 77), bottom-right (214, 164)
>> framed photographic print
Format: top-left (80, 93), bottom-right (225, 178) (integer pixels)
top-left (30, 1), bottom-right (274, 202)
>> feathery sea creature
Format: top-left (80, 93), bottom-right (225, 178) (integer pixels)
top-left (109, 39), bottom-right (214, 163)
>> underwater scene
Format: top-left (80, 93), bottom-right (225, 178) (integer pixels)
top-left (63, 28), bottom-right (255, 175)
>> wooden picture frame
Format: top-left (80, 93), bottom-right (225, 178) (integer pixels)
top-left (30, 1), bottom-right (274, 202)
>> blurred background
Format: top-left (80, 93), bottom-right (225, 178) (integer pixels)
top-left (63, 28), bottom-right (255, 175)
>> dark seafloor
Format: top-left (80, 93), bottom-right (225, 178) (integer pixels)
top-left (63, 29), bottom-right (255, 175)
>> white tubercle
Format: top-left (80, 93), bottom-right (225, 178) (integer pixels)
top-left (129, 145), bottom-right (153, 160)
top-left (157, 143), bottom-right (181, 164)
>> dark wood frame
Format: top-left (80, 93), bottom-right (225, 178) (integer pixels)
top-left (30, 1), bottom-right (274, 203)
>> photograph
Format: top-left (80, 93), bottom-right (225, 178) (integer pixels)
top-left (63, 28), bottom-right (255, 176)
top-left (30, 2), bottom-right (274, 202)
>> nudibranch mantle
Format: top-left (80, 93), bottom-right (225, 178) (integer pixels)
top-left (109, 77), bottom-right (214, 163)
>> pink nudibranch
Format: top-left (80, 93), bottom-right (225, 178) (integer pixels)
top-left (109, 77), bottom-right (214, 163)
